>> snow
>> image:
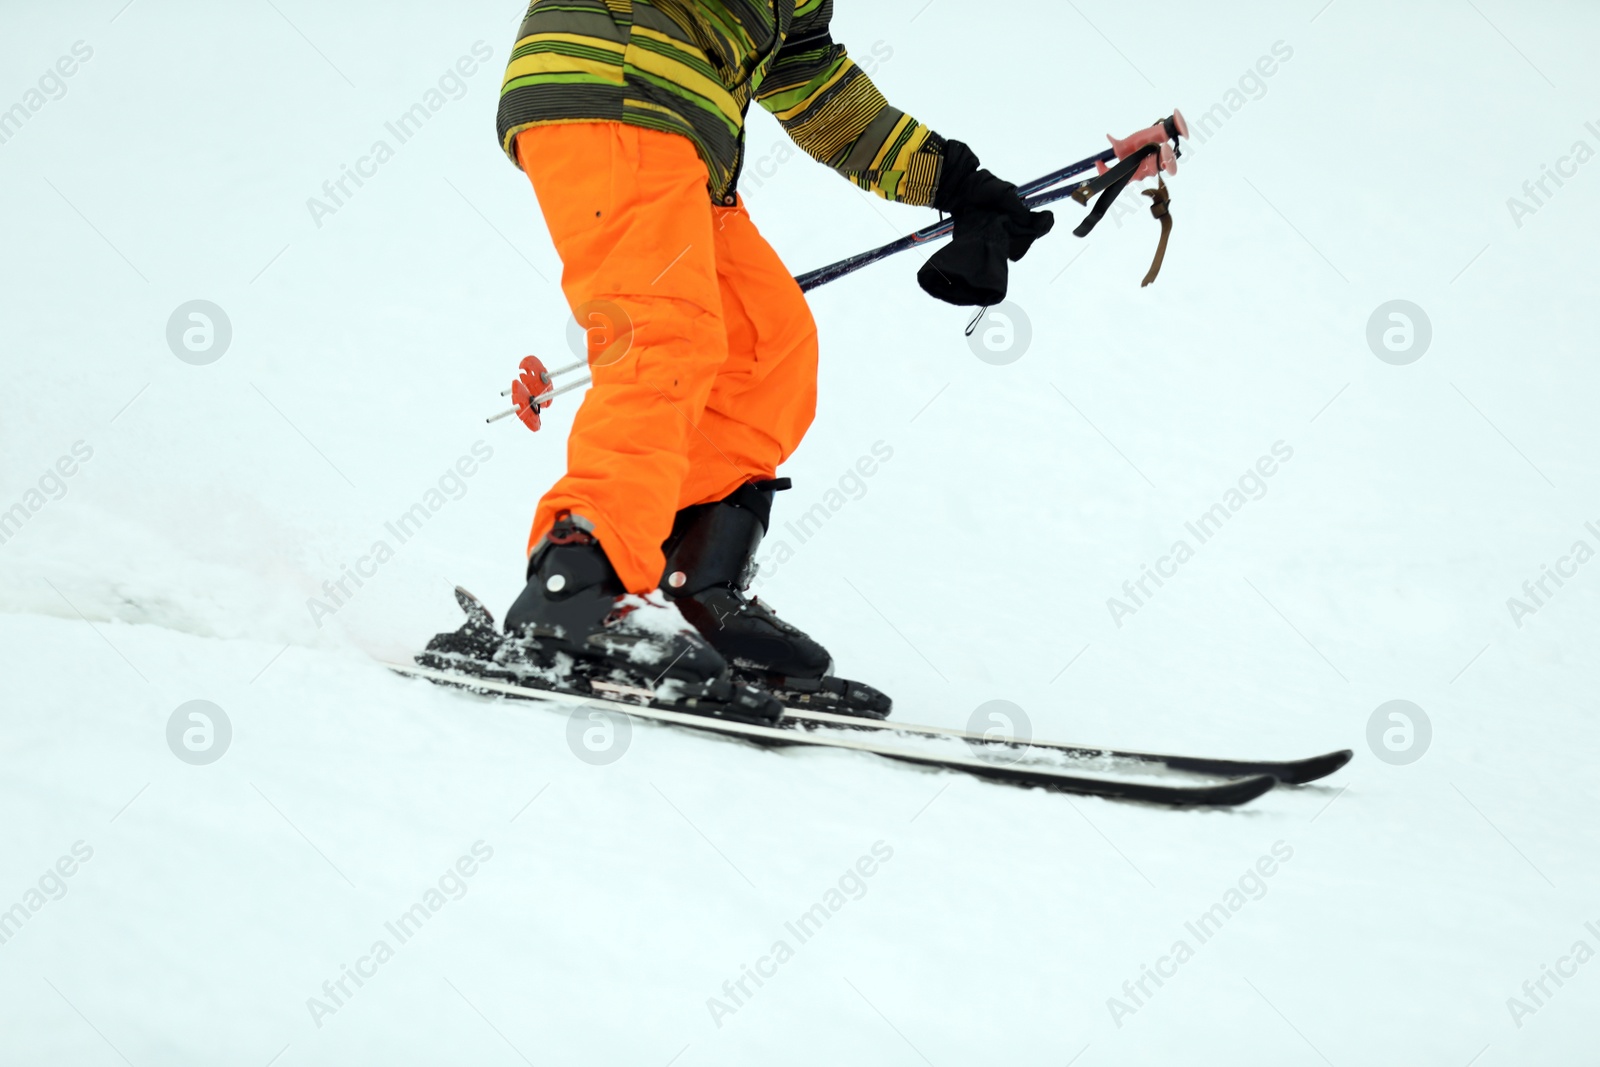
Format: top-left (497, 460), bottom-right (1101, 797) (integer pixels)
top-left (3, 0), bottom-right (1599, 1063)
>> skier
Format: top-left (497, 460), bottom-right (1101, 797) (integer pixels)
top-left (490, 0), bottom-right (1054, 722)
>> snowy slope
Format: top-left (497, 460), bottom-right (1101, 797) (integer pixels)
top-left (3, 0), bottom-right (1599, 1063)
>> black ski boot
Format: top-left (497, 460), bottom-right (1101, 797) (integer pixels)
top-left (486, 513), bottom-right (782, 724)
top-left (660, 481), bottom-right (891, 718)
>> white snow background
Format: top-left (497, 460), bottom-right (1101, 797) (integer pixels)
top-left (3, 0), bottom-right (1599, 1064)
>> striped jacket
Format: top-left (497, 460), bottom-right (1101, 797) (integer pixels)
top-left (496, 0), bottom-right (946, 206)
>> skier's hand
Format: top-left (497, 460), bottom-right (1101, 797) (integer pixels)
top-left (918, 139), bottom-right (1055, 306)
top-left (932, 140), bottom-right (1055, 258)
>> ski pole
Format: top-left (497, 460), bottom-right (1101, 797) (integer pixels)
top-left (795, 109), bottom-right (1185, 292)
top-left (791, 156), bottom-right (1108, 292)
top-left (485, 375), bottom-right (588, 423)
top-left (490, 111), bottom-right (1186, 428)
top-left (484, 354), bottom-right (593, 428)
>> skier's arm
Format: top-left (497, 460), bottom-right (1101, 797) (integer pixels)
top-left (760, 3), bottom-right (1053, 306)
top-left (754, 4), bottom-right (944, 205)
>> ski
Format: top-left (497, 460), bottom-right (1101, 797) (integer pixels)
top-left (775, 707), bottom-right (1352, 787)
top-left (386, 661), bottom-right (1279, 808)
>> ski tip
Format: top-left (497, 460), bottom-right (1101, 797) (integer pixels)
top-left (1276, 748), bottom-right (1355, 786)
top-left (1093, 773), bottom-right (1278, 808)
top-left (1199, 774), bottom-right (1278, 807)
top-left (1056, 772), bottom-right (1278, 808)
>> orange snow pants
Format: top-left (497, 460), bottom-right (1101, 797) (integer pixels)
top-left (516, 123), bottom-right (819, 593)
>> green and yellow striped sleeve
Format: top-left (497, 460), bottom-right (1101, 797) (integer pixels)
top-left (755, 0), bottom-right (945, 206)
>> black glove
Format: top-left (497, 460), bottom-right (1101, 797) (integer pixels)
top-left (918, 140), bottom-right (1055, 307)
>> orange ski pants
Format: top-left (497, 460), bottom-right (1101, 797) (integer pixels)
top-left (516, 123), bottom-right (818, 593)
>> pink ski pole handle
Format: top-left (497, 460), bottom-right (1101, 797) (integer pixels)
top-left (1097, 108), bottom-right (1188, 181)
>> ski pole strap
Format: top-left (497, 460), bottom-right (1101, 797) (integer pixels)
top-left (1064, 143), bottom-right (1174, 287)
top-left (1140, 178), bottom-right (1172, 288)
top-left (1068, 143), bottom-right (1161, 238)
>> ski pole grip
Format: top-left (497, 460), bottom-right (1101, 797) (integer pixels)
top-left (1103, 109), bottom-right (1187, 175)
